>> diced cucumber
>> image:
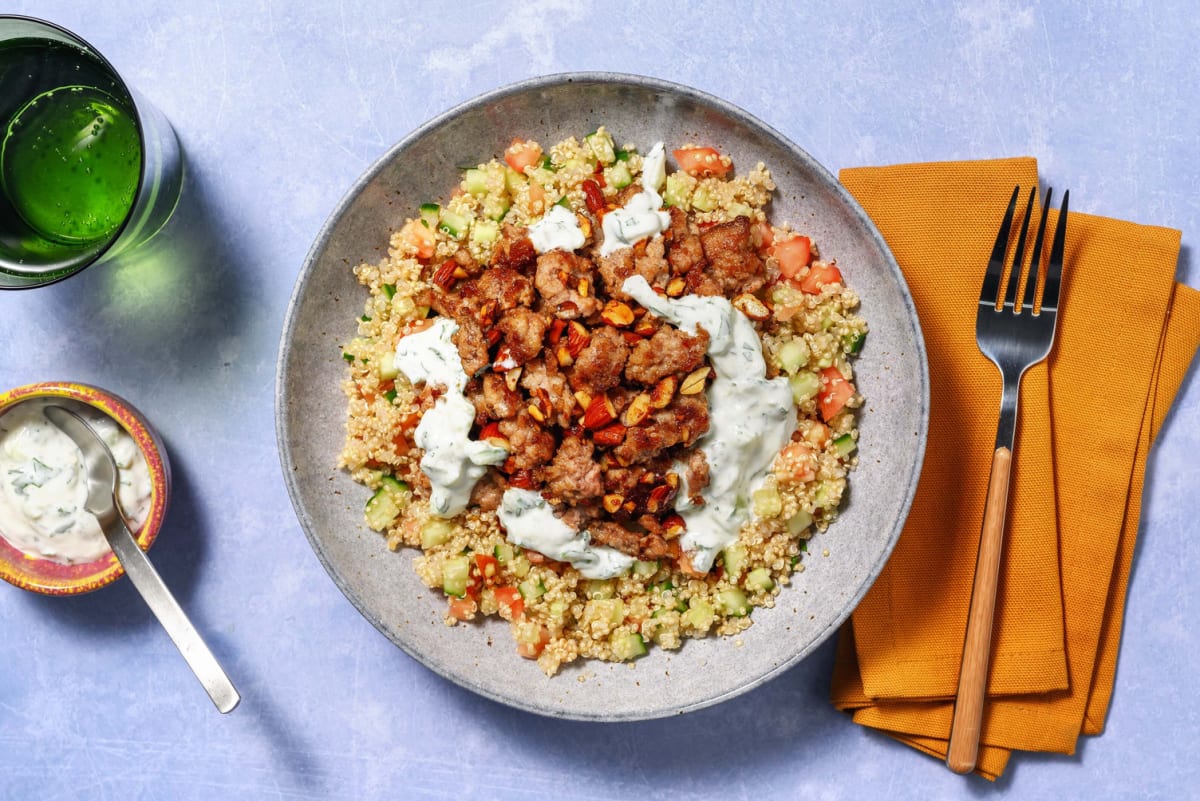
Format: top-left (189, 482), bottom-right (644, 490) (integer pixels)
top-left (727, 202), bottom-right (753, 219)
top-left (844, 331), bottom-right (866, 354)
top-left (510, 554), bottom-right (531, 579)
top-left (632, 559), bottom-right (659, 578)
top-left (391, 294), bottom-right (417, 318)
top-left (778, 339), bottom-right (811, 374)
top-left (682, 598), bottom-right (715, 631)
top-left (786, 510), bottom-right (813, 537)
top-left (663, 173), bottom-right (692, 208)
top-left (752, 486), bottom-right (782, 518)
top-left (471, 218), bottom-right (500, 246)
top-left (462, 168), bottom-right (489, 196)
top-left (382, 283), bottom-right (397, 300)
top-left (608, 161), bottom-right (633, 189)
top-left (614, 148), bottom-right (631, 162)
top-left (610, 631), bottom-right (647, 661)
top-left (438, 210), bottom-right (471, 239)
top-left (442, 555), bottom-right (471, 597)
top-left (377, 351), bottom-right (399, 381)
top-left (833, 433), bottom-right (857, 458)
top-left (745, 567), bottom-right (775, 593)
top-left (691, 186), bottom-right (716, 212)
top-left (504, 167), bottom-right (527, 194)
top-left (365, 488), bottom-right (401, 531)
top-left (420, 518), bottom-right (454, 549)
top-left (480, 195), bottom-right (510, 223)
top-left (588, 598), bottom-right (625, 626)
top-left (494, 542), bottom-right (515, 564)
top-left (364, 477), bottom-right (410, 531)
top-left (716, 587), bottom-right (751, 617)
top-left (585, 579), bottom-right (616, 600)
top-left (585, 128), bottom-right (617, 165)
top-left (721, 544), bottom-right (748, 580)
top-left (789, 370), bottom-right (821, 404)
top-left (548, 599), bottom-right (570, 620)
top-left (813, 481), bottom-right (836, 509)
top-left (419, 203), bottom-right (440, 229)
top-left (518, 576), bottom-right (546, 601)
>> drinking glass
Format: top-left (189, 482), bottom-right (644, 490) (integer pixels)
top-left (0, 15), bottom-right (183, 289)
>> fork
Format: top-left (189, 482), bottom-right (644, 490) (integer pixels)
top-left (946, 185), bottom-right (1070, 775)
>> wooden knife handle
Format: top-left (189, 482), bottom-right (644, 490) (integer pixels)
top-left (946, 446), bottom-right (1012, 774)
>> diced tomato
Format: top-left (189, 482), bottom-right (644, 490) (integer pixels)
top-left (799, 262), bottom-right (843, 295)
top-left (399, 319), bottom-right (434, 339)
top-left (447, 597), bottom-right (477, 621)
top-left (473, 554), bottom-right (500, 586)
top-left (504, 138), bottom-right (543, 172)
top-left (805, 422), bottom-right (830, 447)
top-left (774, 442), bottom-right (816, 484)
top-left (528, 181), bottom-right (546, 214)
top-left (770, 236), bottom-right (811, 278)
top-left (399, 219), bottom-right (436, 260)
top-left (494, 586), bottom-right (525, 619)
top-left (752, 220), bottom-right (775, 251)
top-left (516, 626), bottom-right (551, 659)
top-left (818, 366), bottom-right (855, 422)
top-left (672, 146), bottom-right (731, 178)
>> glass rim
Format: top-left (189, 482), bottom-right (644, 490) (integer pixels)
top-left (0, 14), bottom-right (151, 289)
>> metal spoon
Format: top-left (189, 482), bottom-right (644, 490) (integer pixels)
top-left (44, 405), bottom-right (240, 713)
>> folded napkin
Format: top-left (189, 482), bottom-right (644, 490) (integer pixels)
top-left (829, 157), bottom-right (1200, 779)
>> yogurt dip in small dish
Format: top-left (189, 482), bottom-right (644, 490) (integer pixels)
top-left (0, 382), bottom-right (170, 595)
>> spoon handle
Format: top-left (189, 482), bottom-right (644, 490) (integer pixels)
top-left (106, 516), bottom-right (240, 713)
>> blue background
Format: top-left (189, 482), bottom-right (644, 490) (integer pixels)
top-left (2, 2), bottom-right (1197, 799)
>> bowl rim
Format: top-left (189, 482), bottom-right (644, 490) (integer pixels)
top-left (276, 71), bottom-right (929, 720)
top-left (0, 381), bottom-right (171, 595)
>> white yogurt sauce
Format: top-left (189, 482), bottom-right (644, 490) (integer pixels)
top-left (497, 488), bottom-right (634, 579)
top-left (599, 142), bottom-right (672, 257)
top-left (0, 404), bottom-right (151, 564)
top-left (623, 275), bottom-right (797, 572)
top-left (528, 204), bottom-right (585, 253)
top-left (394, 317), bottom-right (508, 518)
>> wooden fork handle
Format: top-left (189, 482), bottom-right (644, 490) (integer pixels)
top-left (947, 446), bottom-right (1012, 774)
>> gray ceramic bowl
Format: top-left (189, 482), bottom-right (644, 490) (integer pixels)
top-left (276, 73), bottom-right (928, 720)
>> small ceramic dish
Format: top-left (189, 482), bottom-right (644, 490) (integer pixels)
top-left (0, 382), bottom-right (171, 595)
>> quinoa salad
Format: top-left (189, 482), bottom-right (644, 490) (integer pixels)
top-left (339, 128), bottom-right (867, 675)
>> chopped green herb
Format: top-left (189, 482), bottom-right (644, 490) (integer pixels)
top-left (614, 148), bottom-right (631, 162)
top-left (541, 155), bottom-right (557, 171)
top-left (383, 389), bottom-right (397, 403)
top-left (382, 284), bottom-right (397, 300)
top-left (360, 315), bottom-right (372, 322)
top-left (343, 352), bottom-right (355, 363)
top-left (799, 539), bottom-right (809, 553)
top-left (554, 196), bottom-right (570, 208)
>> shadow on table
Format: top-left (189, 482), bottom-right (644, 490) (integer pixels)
top-left (440, 635), bottom-right (851, 784)
top-left (10, 137), bottom-right (256, 392)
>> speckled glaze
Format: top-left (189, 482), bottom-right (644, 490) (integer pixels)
top-left (277, 74), bottom-right (928, 721)
top-left (0, 382), bottom-right (171, 595)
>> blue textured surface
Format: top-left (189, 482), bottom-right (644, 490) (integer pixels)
top-left (1, 2), bottom-right (1197, 798)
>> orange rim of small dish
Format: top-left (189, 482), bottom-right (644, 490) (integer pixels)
top-left (0, 382), bottom-right (171, 595)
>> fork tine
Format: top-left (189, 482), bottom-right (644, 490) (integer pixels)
top-left (979, 185), bottom-right (1020, 306)
top-left (1021, 187), bottom-right (1053, 313)
top-left (1003, 187), bottom-right (1038, 310)
top-left (1039, 190), bottom-right (1069, 314)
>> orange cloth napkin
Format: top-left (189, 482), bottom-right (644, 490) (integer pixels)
top-left (829, 157), bottom-right (1200, 779)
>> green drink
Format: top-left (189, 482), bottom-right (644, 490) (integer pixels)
top-left (2, 83), bottom-right (141, 245)
top-left (0, 17), bottom-right (182, 289)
